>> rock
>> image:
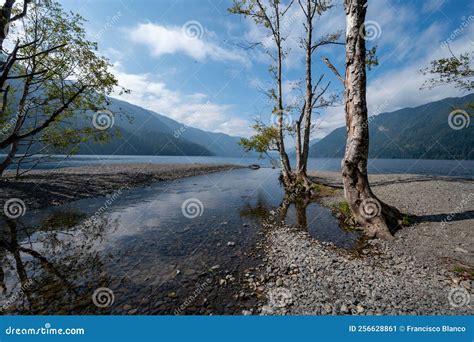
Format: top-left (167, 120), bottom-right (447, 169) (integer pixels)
top-left (261, 305), bottom-right (274, 314)
top-left (340, 304), bottom-right (349, 313)
top-left (356, 305), bottom-right (364, 313)
top-left (276, 278), bottom-right (283, 286)
top-left (227, 241), bottom-right (236, 247)
top-left (210, 265), bottom-right (220, 271)
top-left (242, 310), bottom-right (252, 315)
top-left (455, 247), bottom-right (469, 254)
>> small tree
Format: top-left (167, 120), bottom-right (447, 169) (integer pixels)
top-left (0, 0), bottom-right (120, 176)
top-left (293, 0), bottom-right (342, 191)
top-left (230, 0), bottom-right (294, 188)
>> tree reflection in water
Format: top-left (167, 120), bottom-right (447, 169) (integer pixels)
top-left (0, 213), bottom-right (115, 314)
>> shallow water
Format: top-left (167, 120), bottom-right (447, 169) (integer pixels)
top-left (0, 168), bottom-right (359, 314)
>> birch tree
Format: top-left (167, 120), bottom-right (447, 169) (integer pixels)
top-left (230, 0), bottom-right (295, 188)
top-left (293, 0), bottom-right (341, 191)
top-left (339, 0), bottom-right (402, 239)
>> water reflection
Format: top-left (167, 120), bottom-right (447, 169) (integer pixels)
top-left (0, 168), bottom-right (360, 314)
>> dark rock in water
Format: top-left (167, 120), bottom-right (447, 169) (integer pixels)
top-left (249, 164), bottom-right (261, 170)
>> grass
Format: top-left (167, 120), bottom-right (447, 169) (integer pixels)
top-left (452, 265), bottom-right (474, 279)
top-left (401, 214), bottom-right (416, 227)
top-left (311, 183), bottom-right (336, 196)
top-left (338, 201), bottom-right (352, 217)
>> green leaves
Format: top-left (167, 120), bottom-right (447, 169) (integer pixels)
top-left (239, 122), bottom-right (280, 157)
top-left (422, 52), bottom-right (473, 91)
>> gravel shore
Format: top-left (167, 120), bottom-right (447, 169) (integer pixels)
top-left (0, 163), bottom-right (240, 210)
top-left (258, 172), bottom-right (473, 315)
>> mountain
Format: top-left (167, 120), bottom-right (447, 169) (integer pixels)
top-left (77, 97), bottom-right (248, 157)
top-left (309, 94), bottom-right (474, 160)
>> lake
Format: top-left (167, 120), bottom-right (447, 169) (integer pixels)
top-left (10, 155), bottom-right (474, 177)
top-left (0, 168), bottom-right (359, 314)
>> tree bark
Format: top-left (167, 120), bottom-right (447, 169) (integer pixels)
top-left (274, 2), bottom-right (294, 189)
top-left (342, 0), bottom-right (401, 239)
top-left (295, 0), bottom-right (314, 191)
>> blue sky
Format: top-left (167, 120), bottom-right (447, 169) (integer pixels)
top-left (61, 0), bottom-right (474, 139)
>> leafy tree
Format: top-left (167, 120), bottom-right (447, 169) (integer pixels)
top-left (422, 51), bottom-right (473, 92)
top-left (230, 0), bottom-right (295, 188)
top-left (0, 0), bottom-right (121, 176)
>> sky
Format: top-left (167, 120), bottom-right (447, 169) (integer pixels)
top-left (59, 0), bottom-right (474, 140)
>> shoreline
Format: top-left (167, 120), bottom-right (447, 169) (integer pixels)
top-left (255, 171), bottom-right (473, 315)
top-left (1, 165), bottom-right (472, 315)
top-left (0, 163), bottom-right (242, 211)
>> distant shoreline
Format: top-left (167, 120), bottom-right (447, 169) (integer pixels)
top-left (0, 163), bottom-right (242, 211)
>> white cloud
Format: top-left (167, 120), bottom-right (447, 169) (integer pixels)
top-left (127, 22), bottom-right (248, 65)
top-left (316, 12), bottom-right (474, 139)
top-left (110, 64), bottom-right (253, 137)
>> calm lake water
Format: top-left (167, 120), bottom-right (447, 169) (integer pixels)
top-left (14, 154), bottom-right (474, 177)
top-left (0, 168), bottom-right (359, 314)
